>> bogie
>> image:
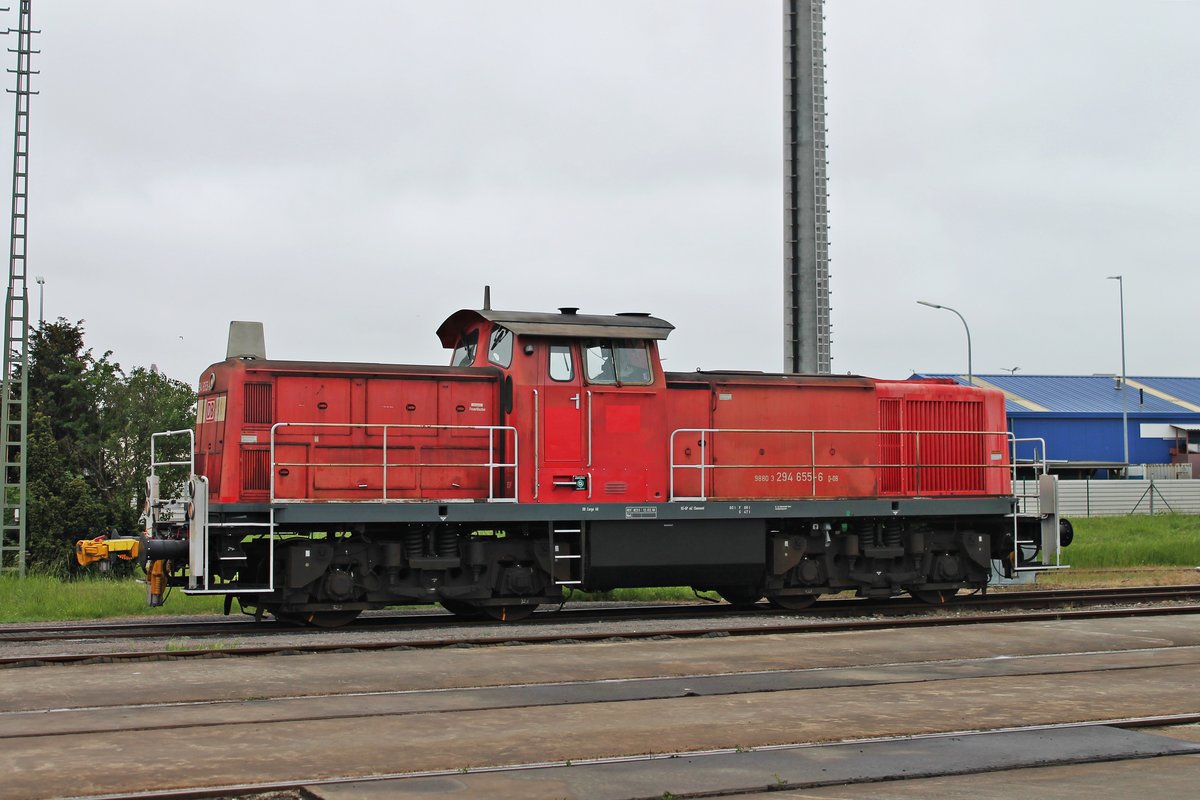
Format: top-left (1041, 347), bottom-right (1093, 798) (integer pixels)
top-left (198, 528), bottom-right (560, 626)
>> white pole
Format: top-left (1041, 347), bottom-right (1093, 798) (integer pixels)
top-left (1107, 276), bottom-right (1129, 471)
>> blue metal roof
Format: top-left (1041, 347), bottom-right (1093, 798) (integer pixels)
top-left (911, 374), bottom-right (1200, 417)
top-left (1134, 377), bottom-right (1200, 409)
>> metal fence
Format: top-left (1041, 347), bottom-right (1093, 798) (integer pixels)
top-left (1017, 479), bottom-right (1200, 517)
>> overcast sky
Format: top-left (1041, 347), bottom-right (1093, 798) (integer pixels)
top-left (14, 1), bottom-right (1199, 382)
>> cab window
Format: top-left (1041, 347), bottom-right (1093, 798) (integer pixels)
top-left (549, 343), bottom-right (574, 381)
top-left (584, 342), bottom-right (615, 384)
top-left (487, 326), bottom-right (513, 368)
top-left (615, 341), bottom-right (652, 384)
top-left (450, 329), bottom-right (478, 367)
top-left (584, 339), bottom-right (652, 385)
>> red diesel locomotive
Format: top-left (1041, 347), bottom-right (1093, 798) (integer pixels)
top-left (97, 304), bottom-right (1065, 625)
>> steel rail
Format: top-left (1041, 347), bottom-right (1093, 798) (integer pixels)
top-left (4, 602), bottom-right (1200, 669)
top-left (60, 712), bottom-right (1200, 800)
top-left (6, 642), bottom-right (1193, 742)
top-left (3, 584), bottom-right (1200, 644)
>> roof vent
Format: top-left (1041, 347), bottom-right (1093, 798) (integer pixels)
top-left (616, 312), bottom-right (651, 317)
top-left (558, 307), bottom-right (579, 316)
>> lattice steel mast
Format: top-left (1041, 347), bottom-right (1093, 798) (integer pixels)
top-left (783, 0), bottom-right (830, 374)
top-left (0, 1), bottom-right (37, 576)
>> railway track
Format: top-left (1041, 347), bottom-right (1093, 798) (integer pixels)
top-left (3, 583), bottom-right (1198, 644)
top-left (53, 714), bottom-right (1200, 800)
top-left (6, 609), bottom-right (1199, 799)
top-left (3, 588), bottom-right (1199, 669)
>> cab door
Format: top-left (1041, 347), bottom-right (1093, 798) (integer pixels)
top-left (537, 341), bottom-right (589, 499)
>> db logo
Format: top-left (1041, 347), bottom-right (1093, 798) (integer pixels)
top-left (204, 398), bottom-right (217, 423)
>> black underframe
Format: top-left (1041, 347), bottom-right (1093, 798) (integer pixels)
top-left (209, 496), bottom-right (1018, 527)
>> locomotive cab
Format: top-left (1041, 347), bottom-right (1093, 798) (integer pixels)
top-left (436, 307), bottom-right (674, 503)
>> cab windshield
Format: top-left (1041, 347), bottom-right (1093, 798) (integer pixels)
top-left (487, 326), bottom-right (513, 368)
top-left (450, 330), bottom-right (479, 367)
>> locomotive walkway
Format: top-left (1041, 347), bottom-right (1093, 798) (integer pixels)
top-left (1, 612), bottom-right (1199, 798)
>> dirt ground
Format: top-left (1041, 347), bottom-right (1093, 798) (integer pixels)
top-left (1022, 566), bottom-right (1200, 589)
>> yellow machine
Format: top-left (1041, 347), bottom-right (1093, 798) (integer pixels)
top-left (75, 535), bottom-right (140, 568)
top-left (75, 535), bottom-right (171, 606)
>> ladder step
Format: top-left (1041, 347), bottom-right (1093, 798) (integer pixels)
top-left (550, 521), bottom-right (586, 586)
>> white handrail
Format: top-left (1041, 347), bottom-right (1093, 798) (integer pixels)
top-left (668, 426), bottom-right (1011, 502)
top-left (150, 429), bottom-right (195, 476)
top-left (1006, 434), bottom-right (1065, 572)
top-left (269, 421), bottom-right (519, 503)
top-left (533, 389), bottom-right (539, 500)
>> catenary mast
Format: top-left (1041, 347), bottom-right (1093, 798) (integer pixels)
top-left (0, 0), bottom-right (37, 576)
top-left (783, 0), bottom-right (831, 374)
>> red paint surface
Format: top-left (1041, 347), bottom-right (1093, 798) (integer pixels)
top-left (605, 405), bottom-right (641, 434)
top-left (195, 320), bottom-right (1011, 506)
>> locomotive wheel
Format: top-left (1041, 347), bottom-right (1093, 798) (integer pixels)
top-left (440, 599), bottom-right (486, 618)
top-left (909, 588), bottom-right (959, 605)
top-left (715, 587), bottom-right (763, 608)
top-left (482, 603), bottom-right (539, 622)
top-left (766, 593), bottom-right (817, 611)
top-left (273, 609), bottom-right (362, 628)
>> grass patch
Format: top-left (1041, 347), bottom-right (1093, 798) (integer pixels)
top-left (165, 638), bottom-right (240, 652)
top-left (0, 574), bottom-right (225, 624)
top-left (1031, 566), bottom-right (1199, 589)
top-left (569, 587), bottom-right (711, 603)
top-left (1066, 513), bottom-right (1200, 569)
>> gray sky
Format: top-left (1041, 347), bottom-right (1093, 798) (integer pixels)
top-left (16, 1), bottom-right (1200, 382)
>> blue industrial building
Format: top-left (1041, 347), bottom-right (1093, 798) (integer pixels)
top-left (911, 374), bottom-right (1200, 478)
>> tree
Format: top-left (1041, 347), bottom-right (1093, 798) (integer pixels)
top-left (25, 319), bottom-right (197, 572)
top-left (28, 320), bottom-right (109, 472)
top-left (99, 365), bottom-right (198, 532)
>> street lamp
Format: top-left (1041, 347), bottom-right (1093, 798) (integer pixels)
top-left (1107, 275), bottom-right (1129, 469)
top-left (1003, 366), bottom-right (1020, 375)
top-left (35, 275), bottom-right (44, 327)
top-left (917, 300), bottom-right (972, 385)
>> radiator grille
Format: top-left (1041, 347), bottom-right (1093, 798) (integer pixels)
top-left (244, 383), bottom-right (273, 425)
top-left (879, 399), bottom-right (902, 494)
top-left (241, 449), bottom-right (270, 493)
top-left (905, 399), bottom-right (985, 493)
top-left (880, 398), bottom-right (986, 494)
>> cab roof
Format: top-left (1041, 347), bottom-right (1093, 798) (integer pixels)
top-left (436, 308), bottom-right (675, 347)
